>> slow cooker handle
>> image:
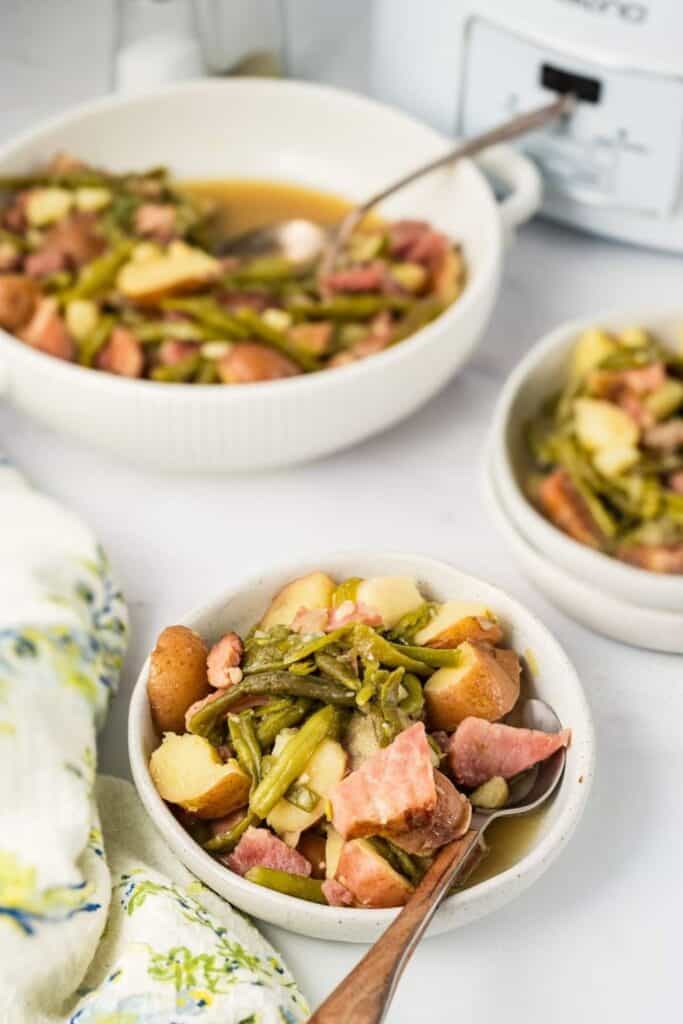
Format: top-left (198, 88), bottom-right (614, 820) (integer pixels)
top-left (475, 144), bottom-right (543, 237)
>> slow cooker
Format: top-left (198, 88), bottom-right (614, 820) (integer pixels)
top-left (372, 0), bottom-right (683, 251)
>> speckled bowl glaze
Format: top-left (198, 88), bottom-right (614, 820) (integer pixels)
top-left (128, 552), bottom-right (594, 943)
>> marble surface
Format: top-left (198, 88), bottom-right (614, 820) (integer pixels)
top-left (1, 7), bottom-right (681, 1017)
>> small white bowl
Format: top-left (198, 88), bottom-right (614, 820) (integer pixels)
top-left (0, 78), bottom-right (541, 472)
top-left (128, 551), bottom-right (594, 943)
top-left (490, 309), bottom-right (683, 613)
top-left (483, 452), bottom-right (683, 654)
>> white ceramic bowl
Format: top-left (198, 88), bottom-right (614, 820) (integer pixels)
top-left (483, 452), bottom-right (683, 653)
top-left (490, 309), bottom-right (683, 613)
top-left (0, 78), bottom-right (541, 472)
top-left (128, 551), bottom-right (594, 943)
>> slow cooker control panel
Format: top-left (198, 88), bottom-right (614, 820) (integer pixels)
top-left (461, 20), bottom-right (683, 217)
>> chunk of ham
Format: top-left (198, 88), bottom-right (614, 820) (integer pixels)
top-left (538, 468), bottom-right (604, 548)
top-left (320, 261), bottom-right (387, 295)
top-left (322, 878), bottom-right (354, 907)
top-left (207, 632), bottom-right (244, 689)
top-left (616, 543), bottom-right (683, 574)
top-left (217, 342), bottom-right (299, 384)
top-left (290, 601), bottom-right (383, 635)
top-left (96, 326), bottom-right (144, 378)
top-left (388, 219), bottom-right (449, 277)
top-left (330, 722), bottom-right (437, 840)
top-left (157, 340), bottom-right (199, 366)
top-left (668, 470), bottom-right (683, 494)
top-left (448, 717), bottom-right (571, 789)
top-left (590, 362), bottom-right (667, 399)
top-left (135, 203), bottom-right (177, 243)
top-left (26, 213), bottom-right (104, 277)
top-left (643, 418), bottom-right (683, 453)
top-left (2, 191), bottom-right (29, 232)
top-left (226, 826), bottom-right (312, 877)
top-left (18, 297), bottom-right (74, 361)
top-left (0, 274), bottom-right (40, 331)
top-left (390, 771), bottom-right (471, 856)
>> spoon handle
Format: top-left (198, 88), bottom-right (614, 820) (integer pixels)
top-left (309, 829), bottom-right (482, 1024)
top-left (323, 92), bottom-right (574, 272)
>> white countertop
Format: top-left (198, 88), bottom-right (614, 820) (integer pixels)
top-left (2, 216), bottom-right (681, 1022)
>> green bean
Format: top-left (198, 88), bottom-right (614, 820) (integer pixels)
top-left (331, 577), bottom-right (363, 607)
top-left (314, 652), bottom-right (359, 691)
top-left (287, 293), bottom-right (410, 321)
top-left (188, 674), bottom-right (353, 738)
top-left (132, 320), bottom-right (207, 343)
top-left (350, 625), bottom-right (431, 677)
top-left (151, 353), bottom-right (200, 382)
top-left (78, 314), bottom-right (115, 368)
top-left (282, 629), bottom-right (346, 666)
top-left (228, 712), bottom-right (262, 786)
top-left (398, 672), bottom-right (424, 715)
top-left (391, 296), bottom-right (444, 344)
top-left (0, 227), bottom-right (27, 251)
top-left (369, 837), bottom-right (423, 884)
top-left (387, 603), bottom-right (437, 644)
top-left (196, 359), bottom-right (220, 384)
top-left (64, 239), bottom-right (134, 301)
top-left (284, 782), bottom-right (319, 812)
top-left (287, 659), bottom-right (317, 676)
top-left (163, 297), bottom-right (249, 339)
top-left (232, 307), bottom-right (320, 372)
top-left (249, 704), bottom-right (338, 819)
top-left (0, 167), bottom-right (168, 191)
top-left (230, 256), bottom-right (303, 284)
top-left (244, 867), bottom-right (326, 904)
top-left (390, 643), bottom-right (461, 669)
top-left (204, 812), bottom-right (256, 853)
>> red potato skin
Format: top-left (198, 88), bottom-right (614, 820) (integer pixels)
top-left (538, 468), bottom-right (604, 548)
top-left (19, 297), bottom-right (74, 361)
top-left (217, 343), bottom-right (300, 384)
top-left (389, 771), bottom-right (471, 856)
top-left (336, 840), bottom-right (412, 909)
top-left (0, 275), bottom-right (40, 331)
top-left (97, 326), bottom-right (144, 378)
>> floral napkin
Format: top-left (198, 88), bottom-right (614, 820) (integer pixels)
top-left (0, 458), bottom-right (308, 1024)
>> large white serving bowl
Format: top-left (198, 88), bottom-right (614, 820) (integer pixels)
top-left (483, 451), bottom-right (683, 654)
top-left (128, 551), bottom-right (594, 943)
top-left (0, 78), bottom-right (540, 472)
top-left (490, 309), bottom-right (683, 613)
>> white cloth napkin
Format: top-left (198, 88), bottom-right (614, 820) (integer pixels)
top-left (0, 459), bottom-right (308, 1024)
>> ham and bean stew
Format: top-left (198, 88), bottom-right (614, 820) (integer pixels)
top-left (0, 153), bottom-right (465, 383)
top-left (526, 325), bottom-right (683, 573)
top-left (147, 572), bottom-right (570, 908)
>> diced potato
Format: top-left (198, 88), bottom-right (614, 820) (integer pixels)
top-left (573, 397), bottom-right (638, 452)
top-left (425, 641), bottom-right (520, 731)
top-left (117, 241), bottom-right (220, 304)
top-left (572, 328), bottom-right (618, 379)
top-left (414, 600), bottom-right (502, 648)
top-left (65, 299), bottom-right (99, 342)
top-left (74, 186), bottom-right (112, 213)
top-left (355, 576), bottom-right (423, 628)
top-left (262, 307), bottom-right (293, 332)
top-left (645, 379), bottom-right (683, 421)
top-left (618, 326), bottom-right (650, 349)
top-left (593, 444), bottom-right (640, 478)
top-left (26, 187), bottom-right (73, 227)
top-left (260, 571), bottom-right (336, 630)
top-left (325, 825), bottom-right (344, 879)
top-left (147, 625), bottom-right (210, 734)
top-left (432, 247), bottom-right (464, 304)
top-left (267, 737), bottom-right (346, 837)
top-left (200, 341), bottom-right (233, 360)
top-left (391, 261), bottom-right (427, 293)
top-left (336, 839), bottom-right (412, 908)
top-left (149, 733), bottom-right (250, 819)
top-left (132, 241), bottom-right (163, 264)
top-left (470, 776), bottom-right (509, 810)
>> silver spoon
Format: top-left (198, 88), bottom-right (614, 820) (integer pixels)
top-left (220, 94), bottom-right (575, 272)
top-left (309, 698), bottom-right (567, 1024)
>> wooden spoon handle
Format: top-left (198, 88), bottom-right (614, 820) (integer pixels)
top-left (309, 829), bottom-right (481, 1024)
